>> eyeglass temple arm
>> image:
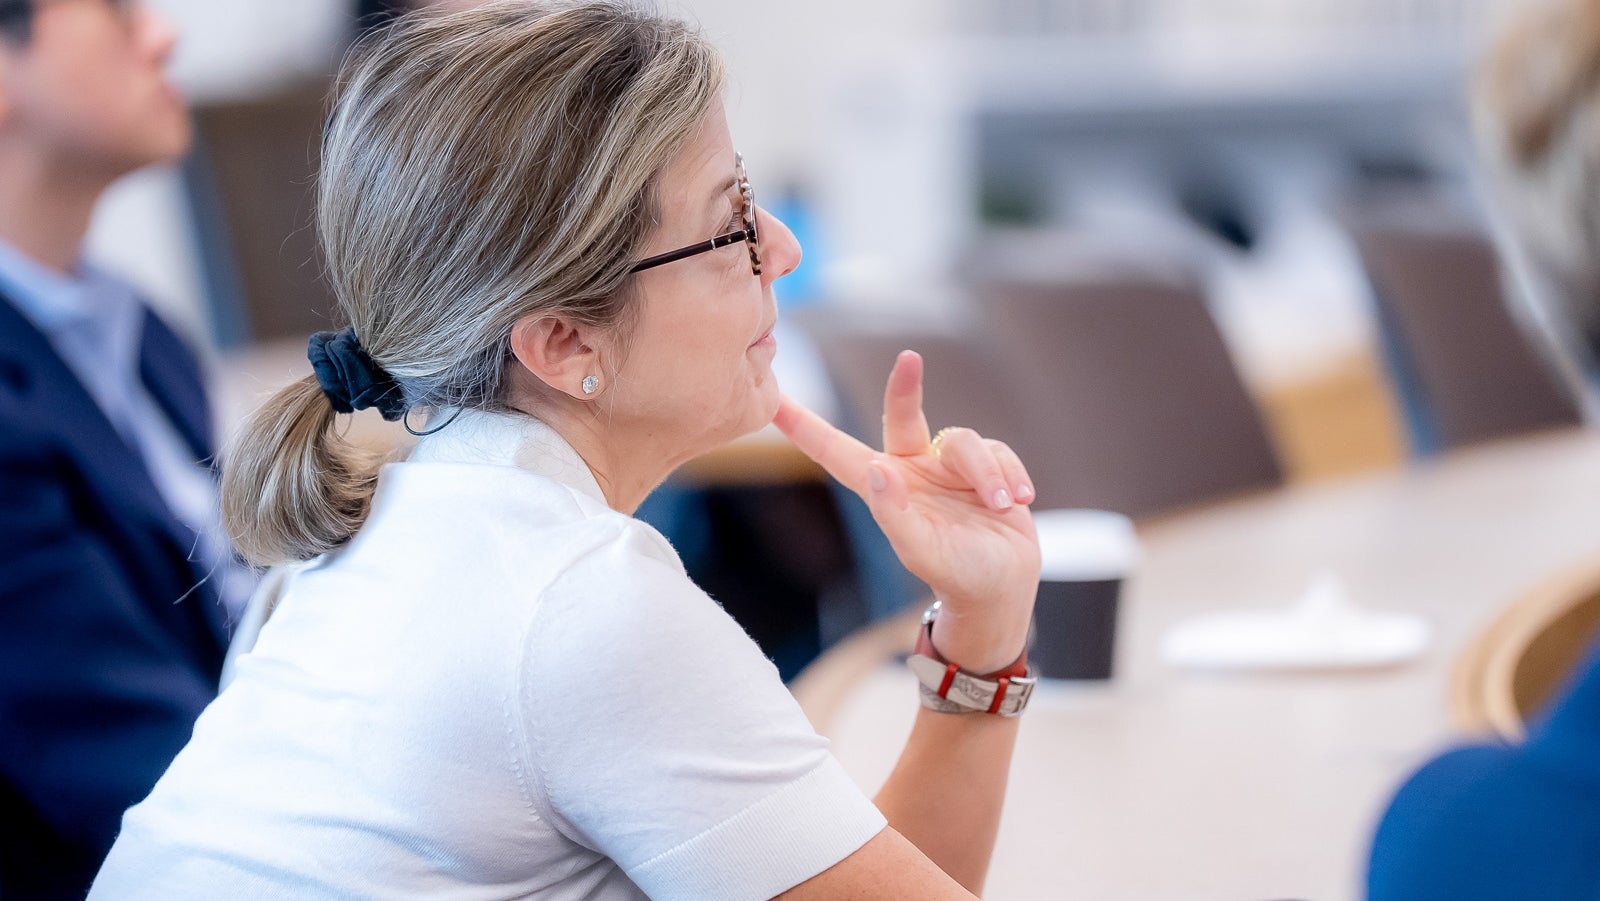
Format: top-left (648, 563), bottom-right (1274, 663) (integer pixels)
top-left (628, 229), bottom-right (748, 274)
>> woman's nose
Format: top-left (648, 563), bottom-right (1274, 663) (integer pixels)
top-left (756, 206), bottom-right (802, 285)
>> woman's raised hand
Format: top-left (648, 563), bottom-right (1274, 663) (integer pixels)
top-left (773, 350), bottom-right (1041, 673)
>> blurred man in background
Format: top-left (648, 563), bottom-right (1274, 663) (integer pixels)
top-left (0, 0), bottom-right (248, 896)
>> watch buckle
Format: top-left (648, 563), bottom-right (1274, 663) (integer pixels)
top-left (1001, 675), bottom-right (1037, 717)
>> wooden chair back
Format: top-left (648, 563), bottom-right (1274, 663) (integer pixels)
top-left (1453, 556), bottom-right (1600, 741)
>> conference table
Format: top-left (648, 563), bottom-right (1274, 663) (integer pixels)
top-left (791, 426), bottom-right (1600, 901)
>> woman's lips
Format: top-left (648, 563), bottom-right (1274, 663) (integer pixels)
top-left (751, 326), bottom-right (776, 349)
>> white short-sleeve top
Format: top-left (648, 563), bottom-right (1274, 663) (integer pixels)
top-left (90, 409), bottom-right (885, 900)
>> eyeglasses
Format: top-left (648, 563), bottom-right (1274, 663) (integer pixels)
top-left (629, 152), bottom-right (761, 277)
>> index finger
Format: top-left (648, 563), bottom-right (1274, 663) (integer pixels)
top-left (883, 350), bottom-right (931, 456)
top-left (773, 393), bottom-right (876, 493)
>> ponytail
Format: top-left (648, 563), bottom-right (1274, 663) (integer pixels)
top-left (221, 375), bottom-right (382, 566)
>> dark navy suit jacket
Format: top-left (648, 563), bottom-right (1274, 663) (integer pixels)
top-left (0, 292), bottom-right (229, 899)
top-left (1368, 637), bottom-right (1600, 899)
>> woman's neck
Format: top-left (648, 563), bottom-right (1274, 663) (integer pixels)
top-left (509, 397), bottom-right (699, 516)
top-left (561, 420), bottom-right (673, 515)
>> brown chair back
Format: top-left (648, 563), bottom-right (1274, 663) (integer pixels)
top-left (795, 312), bottom-right (1025, 452)
top-left (1346, 208), bottom-right (1581, 452)
top-left (979, 272), bottom-right (1283, 518)
top-left (188, 81), bottom-right (339, 346)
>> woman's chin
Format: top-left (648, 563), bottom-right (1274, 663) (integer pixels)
top-left (688, 374), bottom-right (782, 453)
top-left (751, 373), bottom-right (782, 427)
top-left (720, 379), bottom-right (782, 443)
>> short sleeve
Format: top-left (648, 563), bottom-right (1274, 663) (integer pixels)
top-left (515, 522), bottom-right (885, 901)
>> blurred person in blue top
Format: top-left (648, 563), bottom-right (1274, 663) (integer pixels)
top-left (1368, 0), bottom-right (1600, 896)
top-left (0, 0), bottom-right (251, 897)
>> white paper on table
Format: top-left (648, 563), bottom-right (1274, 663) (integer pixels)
top-left (1161, 571), bottom-right (1431, 671)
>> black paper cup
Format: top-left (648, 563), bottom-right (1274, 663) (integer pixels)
top-left (1029, 510), bottom-right (1139, 681)
top-left (1030, 578), bottom-right (1123, 679)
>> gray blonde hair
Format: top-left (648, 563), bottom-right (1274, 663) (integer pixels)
top-left (223, 0), bottom-right (725, 565)
top-left (1474, 0), bottom-right (1600, 354)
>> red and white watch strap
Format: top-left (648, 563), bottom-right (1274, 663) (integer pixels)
top-left (907, 602), bottom-right (1035, 717)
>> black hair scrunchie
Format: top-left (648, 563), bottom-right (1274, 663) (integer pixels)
top-left (306, 329), bottom-right (407, 421)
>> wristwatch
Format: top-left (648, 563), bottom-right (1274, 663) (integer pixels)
top-left (907, 601), bottom-right (1034, 717)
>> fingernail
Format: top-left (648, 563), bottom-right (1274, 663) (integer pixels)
top-left (1015, 483), bottom-right (1034, 501)
top-left (868, 465), bottom-right (887, 493)
top-left (993, 488), bottom-right (1013, 510)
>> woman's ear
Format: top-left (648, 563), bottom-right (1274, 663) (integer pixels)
top-left (509, 314), bottom-right (604, 399)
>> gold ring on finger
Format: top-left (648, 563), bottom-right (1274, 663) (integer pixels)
top-left (929, 426), bottom-right (964, 459)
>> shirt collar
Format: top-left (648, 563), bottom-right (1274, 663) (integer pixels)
top-left (0, 238), bottom-right (140, 337)
top-left (0, 237), bottom-right (97, 332)
top-left (406, 407), bottom-right (610, 507)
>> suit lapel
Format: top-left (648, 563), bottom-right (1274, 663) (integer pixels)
top-left (133, 308), bottom-right (234, 647)
top-left (138, 308), bottom-right (214, 464)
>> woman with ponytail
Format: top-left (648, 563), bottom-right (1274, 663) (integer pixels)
top-left (92, 3), bottom-right (1042, 898)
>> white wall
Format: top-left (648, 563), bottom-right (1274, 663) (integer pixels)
top-left (158, 0), bottom-right (347, 103)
